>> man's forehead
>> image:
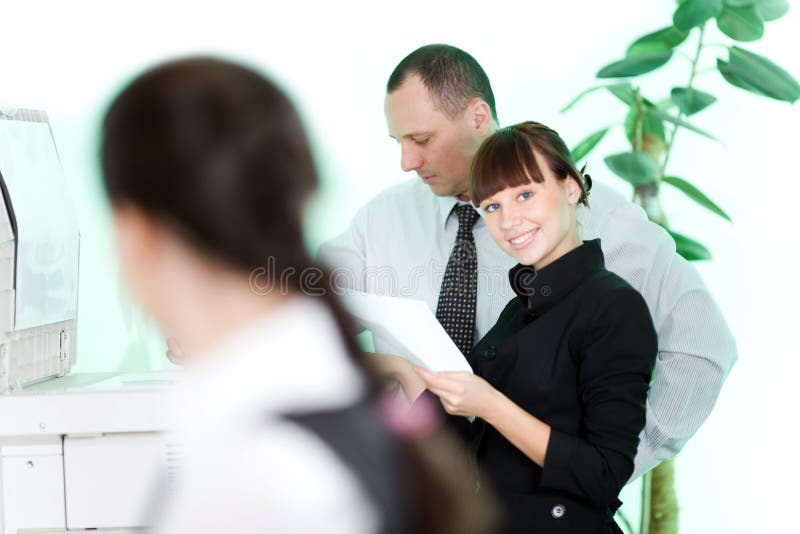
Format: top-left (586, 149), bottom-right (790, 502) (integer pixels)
top-left (384, 75), bottom-right (443, 133)
top-left (385, 108), bottom-right (437, 139)
top-left (385, 97), bottom-right (449, 139)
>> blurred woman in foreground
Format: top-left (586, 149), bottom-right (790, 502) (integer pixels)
top-left (101, 57), bottom-right (492, 534)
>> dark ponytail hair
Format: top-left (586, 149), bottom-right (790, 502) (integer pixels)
top-left (101, 57), bottom-right (493, 534)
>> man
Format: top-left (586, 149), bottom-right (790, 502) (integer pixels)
top-left (317, 44), bottom-right (737, 481)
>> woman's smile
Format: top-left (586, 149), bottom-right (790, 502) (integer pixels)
top-left (508, 228), bottom-right (538, 249)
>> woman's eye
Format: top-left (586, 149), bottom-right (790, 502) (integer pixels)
top-left (484, 203), bottom-right (499, 213)
top-left (518, 191), bottom-right (532, 201)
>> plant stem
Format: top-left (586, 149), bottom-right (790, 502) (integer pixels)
top-left (694, 66), bottom-right (717, 77)
top-left (634, 88), bottom-right (644, 152)
top-left (660, 23), bottom-right (706, 177)
top-left (640, 471), bottom-right (652, 534)
top-left (649, 460), bottom-right (680, 534)
top-left (703, 41), bottom-right (730, 50)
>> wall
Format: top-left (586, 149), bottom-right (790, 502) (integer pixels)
top-left (1, 1), bottom-right (798, 531)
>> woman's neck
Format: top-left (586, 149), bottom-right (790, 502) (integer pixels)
top-left (158, 259), bottom-right (291, 361)
top-left (533, 228), bottom-right (582, 271)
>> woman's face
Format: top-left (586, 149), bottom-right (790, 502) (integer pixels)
top-left (478, 153), bottom-right (581, 270)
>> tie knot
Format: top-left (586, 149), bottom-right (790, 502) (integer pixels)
top-left (454, 204), bottom-right (480, 230)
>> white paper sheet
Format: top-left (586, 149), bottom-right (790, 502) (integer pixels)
top-left (340, 291), bottom-right (472, 373)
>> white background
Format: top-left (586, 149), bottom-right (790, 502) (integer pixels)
top-left (1, 1), bottom-right (798, 531)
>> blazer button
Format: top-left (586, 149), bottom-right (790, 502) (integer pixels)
top-left (483, 346), bottom-right (496, 360)
top-left (551, 504), bottom-right (566, 519)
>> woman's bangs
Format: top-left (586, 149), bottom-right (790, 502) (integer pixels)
top-left (470, 129), bottom-right (543, 204)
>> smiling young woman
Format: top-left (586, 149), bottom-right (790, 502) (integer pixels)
top-left (471, 122), bottom-right (590, 270)
top-left (415, 121), bottom-right (657, 534)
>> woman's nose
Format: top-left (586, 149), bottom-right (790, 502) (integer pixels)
top-left (500, 205), bottom-right (521, 229)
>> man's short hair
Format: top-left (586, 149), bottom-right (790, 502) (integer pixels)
top-left (387, 44), bottom-right (498, 122)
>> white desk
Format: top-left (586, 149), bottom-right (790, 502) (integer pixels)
top-left (0, 372), bottom-right (176, 533)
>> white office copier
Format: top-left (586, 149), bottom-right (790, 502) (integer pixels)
top-left (0, 109), bottom-right (173, 533)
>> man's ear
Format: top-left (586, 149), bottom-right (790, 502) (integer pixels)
top-left (467, 98), bottom-right (493, 135)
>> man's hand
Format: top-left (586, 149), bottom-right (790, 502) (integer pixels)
top-left (415, 367), bottom-right (499, 419)
top-left (166, 336), bottom-right (187, 365)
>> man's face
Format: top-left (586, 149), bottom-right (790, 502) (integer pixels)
top-left (384, 75), bottom-right (483, 200)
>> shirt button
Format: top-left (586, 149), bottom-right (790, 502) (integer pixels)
top-left (482, 346), bottom-right (496, 360)
top-left (551, 504), bottom-right (566, 519)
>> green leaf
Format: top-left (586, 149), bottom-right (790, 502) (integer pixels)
top-left (662, 176), bottom-right (732, 221)
top-left (647, 108), bottom-right (719, 141)
top-left (673, 0), bottom-right (723, 30)
top-left (717, 4), bottom-right (765, 41)
top-left (604, 152), bottom-right (660, 185)
top-left (670, 87), bottom-right (718, 115)
top-left (606, 84), bottom-right (637, 105)
top-left (667, 229), bottom-right (713, 260)
top-left (717, 59), bottom-right (769, 96)
top-left (560, 83), bottom-right (631, 113)
top-left (723, 0), bottom-right (755, 6)
top-left (597, 51), bottom-right (673, 78)
top-left (655, 96), bottom-right (678, 110)
top-left (570, 127), bottom-right (611, 163)
top-left (717, 46), bottom-right (800, 102)
top-left (624, 107), bottom-right (666, 144)
top-left (604, 85), bottom-right (659, 109)
top-left (627, 26), bottom-right (690, 56)
top-left (754, 0), bottom-right (790, 21)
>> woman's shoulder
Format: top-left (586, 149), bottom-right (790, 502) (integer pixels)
top-left (569, 269), bottom-right (658, 367)
top-left (582, 267), bottom-right (642, 297)
top-left (577, 268), bottom-right (653, 321)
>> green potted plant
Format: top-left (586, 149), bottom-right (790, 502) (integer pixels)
top-left (561, 0), bottom-right (798, 532)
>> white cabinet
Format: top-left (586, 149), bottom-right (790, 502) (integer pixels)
top-left (64, 433), bottom-right (165, 530)
top-left (0, 436), bottom-right (66, 533)
top-left (0, 372), bottom-right (172, 533)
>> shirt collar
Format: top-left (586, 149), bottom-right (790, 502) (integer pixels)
top-left (437, 194), bottom-right (481, 229)
top-left (508, 238), bottom-right (604, 317)
top-left (437, 194), bottom-right (460, 228)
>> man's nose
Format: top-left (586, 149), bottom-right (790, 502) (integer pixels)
top-left (400, 145), bottom-right (423, 172)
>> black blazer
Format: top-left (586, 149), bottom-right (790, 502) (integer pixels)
top-left (455, 240), bottom-right (657, 534)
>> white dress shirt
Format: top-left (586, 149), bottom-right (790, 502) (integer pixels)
top-left (154, 298), bottom-right (379, 534)
top-left (318, 178), bottom-right (737, 480)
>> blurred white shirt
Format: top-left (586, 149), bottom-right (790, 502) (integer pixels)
top-left (153, 298), bottom-right (379, 534)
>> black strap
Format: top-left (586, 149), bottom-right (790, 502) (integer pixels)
top-left (284, 398), bottom-right (412, 534)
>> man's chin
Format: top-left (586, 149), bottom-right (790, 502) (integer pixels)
top-left (425, 181), bottom-right (466, 199)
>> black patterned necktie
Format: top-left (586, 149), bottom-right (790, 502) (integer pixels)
top-left (436, 204), bottom-right (480, 356)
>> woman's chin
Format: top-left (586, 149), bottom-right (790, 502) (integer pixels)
top-left (510, 249), bottom-right (541, 267)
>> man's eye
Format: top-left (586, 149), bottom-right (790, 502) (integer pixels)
top-left (414, 138), bottom-right (429, 145)
top-left (484, 203), bottom-right (499, 213)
